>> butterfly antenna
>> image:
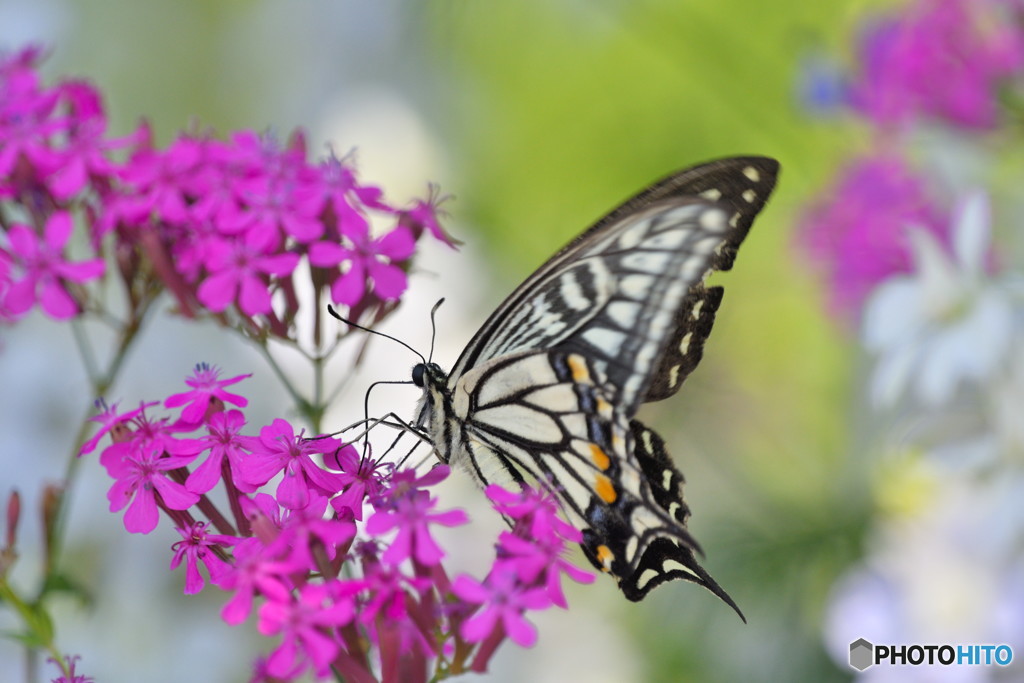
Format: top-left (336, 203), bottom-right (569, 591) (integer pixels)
top-left (327, 305), bottom-right (426, 365)
top-left (428, 298), bottom-right (445, 363)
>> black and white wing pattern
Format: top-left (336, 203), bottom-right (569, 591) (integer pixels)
top-left (413, 156), bottom-right (779, 614)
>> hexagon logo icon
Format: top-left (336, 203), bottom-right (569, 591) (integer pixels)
top-left (850, 638), bottom-right (874, 671)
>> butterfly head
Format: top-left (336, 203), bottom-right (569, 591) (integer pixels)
top-left (411, 361), bottom-right (446, 389)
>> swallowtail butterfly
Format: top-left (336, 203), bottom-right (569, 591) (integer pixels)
top-left (412, 156), bottom-right (779, 614)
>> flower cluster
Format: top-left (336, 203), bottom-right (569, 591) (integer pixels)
top-left (795, 0), bottom-right (1024, 676)
top-left (0, 45), bottom-right (449, 334)
top-left (80, 365), bottom-right (593, 681)
top-left (848, 0), bottom-right (1024, 130)
top-left (1, 45), bottom-right (481, 682)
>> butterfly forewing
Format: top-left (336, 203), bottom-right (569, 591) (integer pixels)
top-left (415, 156), bottom-right (779, 612)
top-left (643, 284), bottom-right (724, 402)
top-left (445, 157), bottom-right (779, 383)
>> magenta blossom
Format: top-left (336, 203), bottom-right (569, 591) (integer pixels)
top-left (0, 51), bottom-right (63, 180)
top-left (185, 408), bottom-right (253, 494)
top-left (326, 445), bottom-right (391, 520)
top-left (164, 363), bottom-right (251, 425)
top-left (239, 419), bottom-right (347, 509)
top-left (79, 399), bottom-right (156, 456)
top-left (113, 131), bottom-right (201, 226)
top-left (268, 494), bottom-right (356, 569)
top-left (220, 177), bottom-right (324, 245)
top-left (257, 582), bottom-right (357, 679)
top-left (485, 485), bottom-right (593, 608)
top-left (494, 531), bottom-right (594, 609)
top-left (452, 568), bottom-right (552, 648)
top-left (102, 443), bottom-right (199, 534)
top-left (366, 488), bottom-right (469, 567)
top-left (197, 232), bottom-right (300, 316)
top-left (219, 537), bottom-right (300, 626)
top-left (486, 483), bottom-right (581, 542)
top-left (308, 209), bottom-right (415, 306)
top-left (46, 81), bottom-right (134, 200)
top-left (849, 0), bottom-right (1024, 129)
top-left (170, 521), bottom-right (239, 594)
top-left (4, 212), bottom-right (104, 319)
top-left (47, 655), bottom-right (94, 683)
top-left (797, 154), bottom-right (949, 321)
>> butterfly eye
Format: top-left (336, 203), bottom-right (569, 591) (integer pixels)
top-left (411, 363), bottom-right (426, 387)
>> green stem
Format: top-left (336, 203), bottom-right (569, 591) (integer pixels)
top-left (0, 578), bottom-right (72, 681)
top-left (51, 307), bottom-right (145, 576)
top-left (249, 341), bottom-right (324, 432)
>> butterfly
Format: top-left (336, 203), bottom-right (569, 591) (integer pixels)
top-left (412, 156), bottom-right (779, 615)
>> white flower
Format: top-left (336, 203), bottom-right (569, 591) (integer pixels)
top-left (862, 192), bottom-right (1017, 407)
top-left (823, 472), bottom-right (1024, 681)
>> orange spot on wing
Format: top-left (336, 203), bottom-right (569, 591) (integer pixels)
top-left (589, 443), bottom-right (610, 470)
top-left (568, 355), bottom-right (590, 383)
top-left (595, 474), bottom-right (617, 503)
top-left (596, 544), bottom-right (614, 570)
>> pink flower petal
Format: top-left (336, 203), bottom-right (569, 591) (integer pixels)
top-left (239, 273), bottom-right (272, 315)
top-left (39, 279), bottom-right (78, 319)
top-left (330, 261), bottom-right (365, 306)
top-left (43, 211), bottom-right (73, 249)
top-left (368, 261), bottom-right (407, 301)
top-left (375, 227), bottom-right (415, 260)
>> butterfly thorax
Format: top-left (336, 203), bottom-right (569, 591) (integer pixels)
top-left (412, 361), bottom-right (453, 457)
top-left (413, 361), bottom-right (486, 482)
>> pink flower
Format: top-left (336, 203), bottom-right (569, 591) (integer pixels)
top-left (221, 177), bottom-right (323, 244)
top-left (239, 419), bottom-right (347, 509)
top-left (169, 521), bottom-right (238, 594)
top-left (0, 55), bottom-right (63, 179)
top-left (358, 562), bottom-right (429, 626)
top-left (326, 445), bottom-right (391, 520)
top-left (220, 537), bottom-right (298, 626)
top-left (80, 399), bottom-right (156, 456)
top-left (452, 569), bottom-right (551, 647)
top-left (45, 81), bottom-right (132, 199)
top-left (114, 131), bottom-right (201, 225)
top-left (164, 363), bottom-right (251, 425)
top-left (196, 232), bottom-right (299, 316)
top-left (102, 442), bottom-right (200, 534)
top-left (366, 489), bottom-right (468, 566)
top-left (849, 0), bottom-right (1024, 129)
top-left (47, 655), bottom-right (94, 683)
top-left (4, 212), bottom-right (105, 319)
top-left (494, 532), bottom-right (593, 609)
top-left (484, 485), bottom-right (593, 607)
top-left (308, 211), bottom-right (415, 306)
top-left (401, 190), bottom-right (459, 247)
top-left (310, 154), bottom-right (392, 217)
top-left (257, 582), bottom-right (356, 679)
top-left (486, 484), bottom-right (580, 541)
top-left (269, 495), bottom-right (355, 570)
top-left (185, 409), bottom-right (253, 494)
top-left (796, 154), bottom-right (948, 321)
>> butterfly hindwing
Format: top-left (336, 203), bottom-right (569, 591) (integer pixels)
top-left (620, 420), bottom-right (739, 613)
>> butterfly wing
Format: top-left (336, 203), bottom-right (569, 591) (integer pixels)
top-left (446, 155), bottom-right (779, 389)
top-left (425, 156), bottom-right (779, 608)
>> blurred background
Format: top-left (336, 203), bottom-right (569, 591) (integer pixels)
top-left (3, 0), bottom-right (1022, 681)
